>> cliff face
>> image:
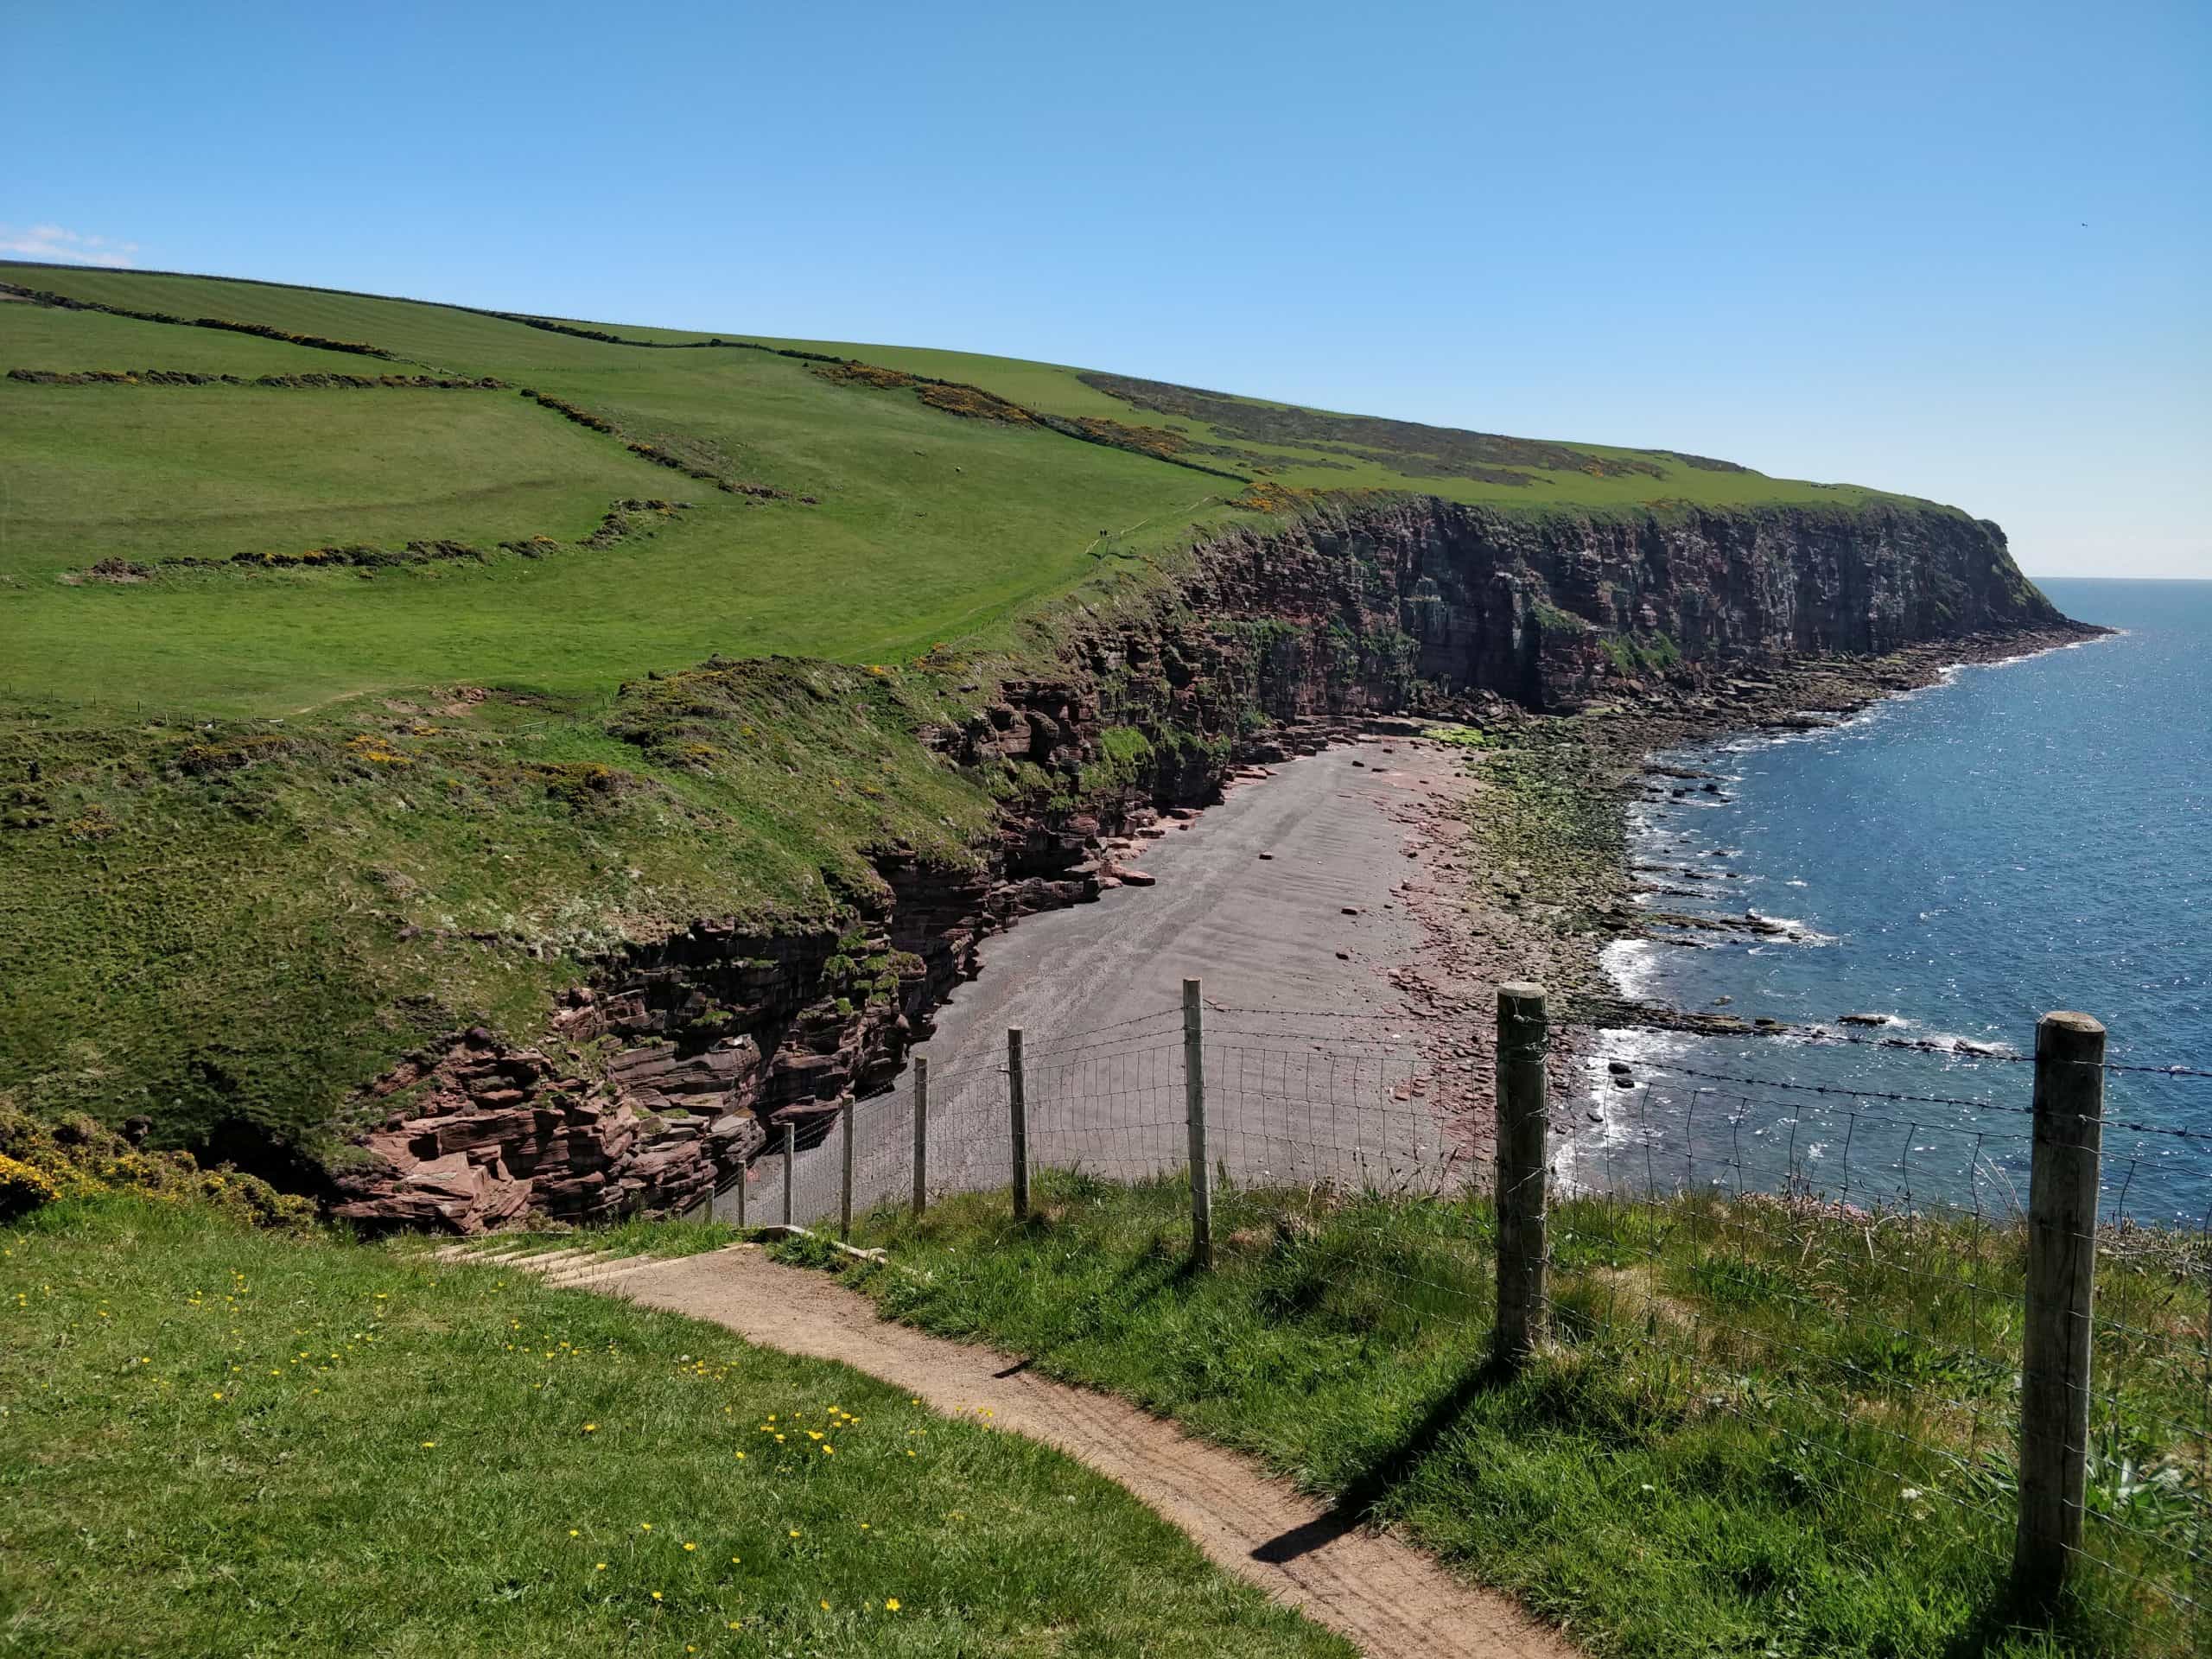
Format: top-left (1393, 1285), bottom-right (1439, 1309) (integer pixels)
top-left (332, 499), bottom-right (2080, 1231)
top-left (1190, 498), bottom-right (2070, 713)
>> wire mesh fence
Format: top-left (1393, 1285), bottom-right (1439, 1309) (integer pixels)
top-left (693, 978), bottom-right (2209, 1640)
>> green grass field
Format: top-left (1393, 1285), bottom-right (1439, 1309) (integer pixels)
top-left (799, 1174), bottom-right (2208, 1659)
top-left (0, 1197), bottom-right (1346, 1657)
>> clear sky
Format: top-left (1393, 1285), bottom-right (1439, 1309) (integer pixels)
top-left (6, 1), bottom-right (2206, 576)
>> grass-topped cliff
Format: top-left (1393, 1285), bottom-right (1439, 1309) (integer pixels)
top-left (4, 263), bottom-right (1936, 716)
top-left (0, 264), bottom-right (2065, 1179)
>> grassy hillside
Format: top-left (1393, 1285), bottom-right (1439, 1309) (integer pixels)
top-left (0, 262), bottom-right (1975, 1161)
top-left (0, 1197), bottom-right (1344, 1657)
top-left (3, 262), bottom-right (1942, 720)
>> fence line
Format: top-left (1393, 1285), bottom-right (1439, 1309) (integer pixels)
top-left (688, 976), bottom-right (2209, 1638)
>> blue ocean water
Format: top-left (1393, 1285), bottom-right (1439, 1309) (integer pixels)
top-left (1594, 578), bottom-right (2211, 1222)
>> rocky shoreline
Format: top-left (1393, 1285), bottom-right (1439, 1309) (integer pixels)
top-left (1382, 622), bottom-right (2110, 1142)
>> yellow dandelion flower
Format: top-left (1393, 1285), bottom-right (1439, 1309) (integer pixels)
top-left (639, 1522), bottom-right (652, 1531)
top-left (887, 1598), bottom-right (901, 1611)
top-left (734, 1451), bottom-right (747, 1460)
top-left (651, 1590), bottom-right (663, 1601)
top-left (595, 1562), bottom-right (607, 1571)
top-left (420, 1440), bottom-right (436, 1448)
top-left (788, 1529), bottom-right (801, 1538)
top-left (821, 1445), bottom-right (834, 1455)
top-left (582, 1422), bottom-right (598, 1433)
top-left (683, 1541), bottom-right (697, 1552)
top-left (819, 1599), bottom-right (830, 1611)
top-left (569, 1529), bottom-right (580, 1537)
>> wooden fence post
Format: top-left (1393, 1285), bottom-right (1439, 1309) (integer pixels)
top-left (1008, 1027), bottom-right (1029, 1222)
top-left (734, 1160), bottom-right (747, 1229)
top-left (2013, 1010), bottom-right (2105, 1610)
top-left (1184, 978), bottom-right (1212, 1268)
top-left (839, 1100), bottom-right (855, 1238)
top-left (912, 1057), bottom-right (930, 1219)
top-left (781, 1121), bottom-right (796, 1226)
top-left (1494, 982), bottom-right (1550, 1369)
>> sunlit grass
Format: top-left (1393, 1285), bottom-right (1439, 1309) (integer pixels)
top-left (0, 1197), bottom-right (1346, 1657)
top-left (779, 1171), bottom-right (2209, 1659)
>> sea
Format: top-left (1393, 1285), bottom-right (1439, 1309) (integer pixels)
top-left (1587, 578), bottom-right (2211, 1224)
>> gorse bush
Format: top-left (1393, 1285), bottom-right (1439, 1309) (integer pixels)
top-left (0, 1108), bottom-right (313, 1230)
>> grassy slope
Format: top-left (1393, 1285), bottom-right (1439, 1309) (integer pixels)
top-left (807, 1176), bottom-right (2204, 1659)
top-left (0, 1198), bottom-right (1344, 1657)
top-left (2, 272), bottom-right (1224, 718)
top-left (0, 262), bottom-right (1973, 1155)
top-left (0, 663), bottom-right (999, 1149)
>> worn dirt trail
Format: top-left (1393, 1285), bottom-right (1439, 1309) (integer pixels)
top-left (606, 1245), bottom-right (1579, 1659)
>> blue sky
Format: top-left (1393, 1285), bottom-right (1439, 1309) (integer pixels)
top-left (6, 0), bottom-right (2206, 576)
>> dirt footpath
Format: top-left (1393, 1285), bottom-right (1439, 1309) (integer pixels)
top-left (613, 1247), bottom-right (1579, 1659)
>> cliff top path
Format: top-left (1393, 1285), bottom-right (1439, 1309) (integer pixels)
top-left (475, 1238), bottom-right (1580, 1659)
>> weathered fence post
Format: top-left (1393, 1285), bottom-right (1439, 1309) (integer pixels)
top-left (2013, 1009), bottom-right (2106, 1611)
top-left (839, 1100), bottom-right (855, 1237)
top-left (912, 1057), bottom-right (930, 1219)
top-left (1494, 981), bottom-right (1550, 1369)
top-left (1008, 1027), bottom-right (1030, 1222)
top-left (734, 1160), bottom-right (747, 1229)
top-left (781, 1121), bottom-right (796, 1226)
top-left (1184, 977), bottom-right (1213, 1268)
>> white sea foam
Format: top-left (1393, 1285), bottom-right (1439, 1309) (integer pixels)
top-left (1599, 937), bottom-right (1666, 1000)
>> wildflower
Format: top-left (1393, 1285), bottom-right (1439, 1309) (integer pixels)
top-left (651, 1591), bottom-right (663, 1601)
top-left (819, 1599), bottom-right (830, 1611)
top-left (569, 1529), bottom-right (580, 1537)
top-left (639, 1522), bottom-right (652, 1531)
top-left (683, 1541), bottom-right (697, 1552)
top-left (887, 1599), bottom-right (901, 1611)
top-left (734, 1451), bottom-right (747, 1460)
top-left (788, 1529), bottom-right (801, 1538)
top-left (582, 1422), bottom-right (598, 1433)
top-left (821, 1445), bottom-right (834, 1455)
top-left (595, 1563), bottom-right (607, 1572)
